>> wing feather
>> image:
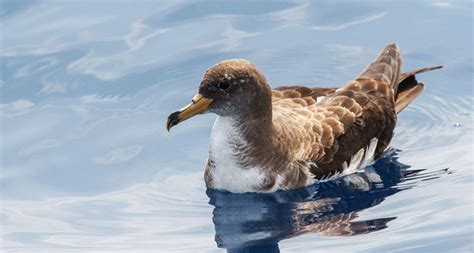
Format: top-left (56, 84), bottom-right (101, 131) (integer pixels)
top-left (272, 78), bottom-right (396, 179)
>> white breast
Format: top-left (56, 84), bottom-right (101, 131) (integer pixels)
top-left (208, 116), bottom-right (267, 193)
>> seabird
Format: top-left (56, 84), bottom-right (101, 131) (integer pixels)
top-left (166, 44), bottom-right (441, 193)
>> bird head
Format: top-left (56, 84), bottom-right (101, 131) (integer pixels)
top-left (166, 59), bottom-right (271, 131)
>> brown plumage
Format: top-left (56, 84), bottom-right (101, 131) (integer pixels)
top-left (166, 44), bottom-right (442, 193)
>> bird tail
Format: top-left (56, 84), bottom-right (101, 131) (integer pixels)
top-left (394, 65), bottom-right (442, 113)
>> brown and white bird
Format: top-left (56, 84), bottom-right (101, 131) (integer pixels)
top-left (166, 44), bottom-right (441, 193)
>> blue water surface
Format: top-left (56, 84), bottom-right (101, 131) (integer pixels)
top-left (1, 1), bottom-right (473, 252)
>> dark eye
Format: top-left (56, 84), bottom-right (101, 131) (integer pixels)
top-left (217, 81), bottom-right (230, 90)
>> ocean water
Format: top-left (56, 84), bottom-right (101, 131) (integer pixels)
top-left (1, 1), bottom-right (473, 252)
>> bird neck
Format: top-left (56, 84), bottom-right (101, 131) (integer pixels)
top-left (210, 92), bottom-right (280, 165)
top-left (235, 84), bottom-right (274, 145)
top-left (209, 113), bottom-right (275, 169)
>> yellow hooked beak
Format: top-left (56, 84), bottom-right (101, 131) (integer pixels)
top-left (166, 93), bottom-right (213, 131)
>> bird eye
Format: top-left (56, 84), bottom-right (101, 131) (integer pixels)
top-left (217, 81), bottom-right (230, 90)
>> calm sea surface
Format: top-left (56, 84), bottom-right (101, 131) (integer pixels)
top-left (1, 1), bottom-right (473, 252)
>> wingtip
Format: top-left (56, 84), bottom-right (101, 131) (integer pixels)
top-left (384, 43), bottom-right (400, 52)
top-left (386, 42), bottom-right (399, 47)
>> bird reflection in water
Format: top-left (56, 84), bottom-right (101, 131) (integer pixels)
top-left (207, 150), bottom-right (448, 253)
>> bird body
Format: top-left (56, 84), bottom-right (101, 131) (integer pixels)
top-left (167, 44), bottom-right (441, 193)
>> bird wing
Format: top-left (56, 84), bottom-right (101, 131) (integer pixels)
top-left (271, 44), bottom-right (402, 179)
top-left (271, 45), bottom-right (441, 179)
top-left (272, 78), bottom-right (396, 179)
